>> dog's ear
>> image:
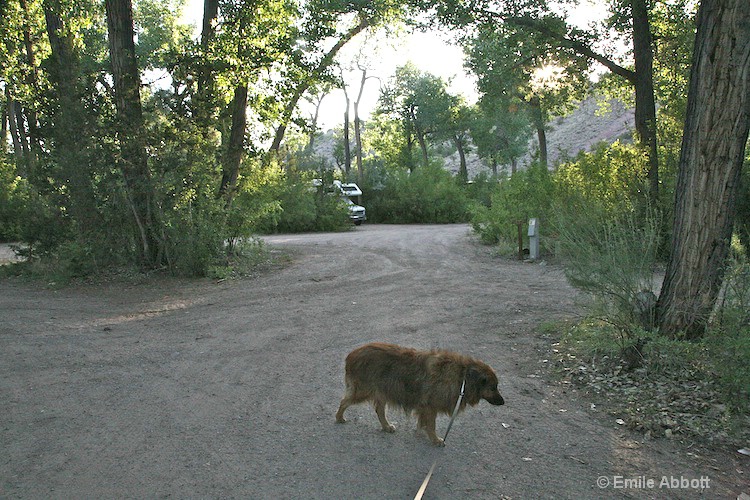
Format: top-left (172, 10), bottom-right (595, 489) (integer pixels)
top-left (464, 364), bottom-right (486, 405)
top-left (466, 365), bottom-right (487, 385)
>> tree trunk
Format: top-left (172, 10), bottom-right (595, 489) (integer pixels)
top-left (105, 0), bottom-right (162, 268)
top-left (343, 101), bottom-right (351, 176)
top-left (5, 92), bottom-right (25, 168)
top-left (631, 0), bottom-right (660, 203)
top-left (218, 84), bottom-right (248, 205)
top-left (353, 66), bottom-right (370, 186)
top-left (44, 2), bottom-right (96, 226)
top-left (416, 129), bottom-right (429, 167)
top-left (454, 135), bottom-right (468, 182)
top-left (656, 0), bottom-right (750, 338)
top-left (18, 0), bottom-right (41, 167)
top-left (195, 0), bottom-right (219, 126)
top-left (529, 96), bottom-right (547, 169)
top-left (1, 102), bottom-right (7, 147)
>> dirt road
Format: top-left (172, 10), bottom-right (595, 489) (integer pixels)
top-left (1, 224), bottom-right (747, 498)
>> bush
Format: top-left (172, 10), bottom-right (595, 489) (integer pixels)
top-left (362, 161), bottom-right (470, 223)
top-left (554, 141), bottom-right (650, 213)
top-left (248, 167), bottom-right (350, 234)
top-left (469, 162), bottom-right (554, 247)
top-left (0, 158), bottom-right (27, 242)
top-left (554, 205), bottom-right (662, 337)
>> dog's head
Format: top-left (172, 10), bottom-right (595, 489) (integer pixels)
top-left (466, 362), bottom-right (505, 406)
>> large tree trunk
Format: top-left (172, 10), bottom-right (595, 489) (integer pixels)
top-left (631, 0), bottom-right (660, 202)
top-left (656, 0), bottom-right (750, 338)
top-left (195, 0), bottom-right (218, 126)
top-left (105, 0), bottom-right (163, 268)
top-left (18, 0), bottom-right (41, 169)
top-left (44, 1), bottom-right (96, 226)
top-left (218, 84), bottom-right (248, 205)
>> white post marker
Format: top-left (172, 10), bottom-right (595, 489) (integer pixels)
top-left (528, 218), bottom-right (539, 261)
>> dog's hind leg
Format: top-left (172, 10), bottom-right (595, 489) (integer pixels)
top-left (417, 409), bottom-right (444, 446)
top-left (374, 399), bottom-right (396, 433)
top-left (336, 395), bottom-right (355, 423)
top-left (336, 382), bottom-right (368, 423)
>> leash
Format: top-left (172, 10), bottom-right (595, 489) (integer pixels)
top-left (414, 378), bottom-right (466, 500)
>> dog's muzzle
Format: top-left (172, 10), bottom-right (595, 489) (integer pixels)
top-left (487, 393), bottom-right (505, 405)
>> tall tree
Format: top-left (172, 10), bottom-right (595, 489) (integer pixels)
top-left (464, 20), bottom-right (588, 171)
top-left (339, 66), bottom-right (353, 175)
top-left (656, 0), bottom-right (750, 338)
top-left (268, 15), bottom-right (370, 154)
top-left (215, 0), bottom-right (294, 203)
top-left (470, 95), bottom-right (531, 175)
top-left (194, 0), bottom-right (218, 128)
top-left (353, 64), bottom-right (376, 186)
top-left (378, 64), bottom-right (454, 168)
top-left (43, 0), bottom-right (97, 226)
top-left (426, 0), bottom-right (659, 194)
top-left (105, 0), bottom-right (163, 267)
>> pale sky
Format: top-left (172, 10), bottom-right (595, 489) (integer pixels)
top-left (178, 0), bottom-right (608, 130)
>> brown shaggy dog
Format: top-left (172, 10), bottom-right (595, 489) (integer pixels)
top-left (335, 343), bottom-right (504, 445)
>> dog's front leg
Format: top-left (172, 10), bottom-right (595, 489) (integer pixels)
top-left (374, 400), bottom-right (396, 432)
top-left (417, 410), bottom-right (444, 446)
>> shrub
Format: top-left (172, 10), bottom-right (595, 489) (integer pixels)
top-left (554, 205), bottom-right (662, 339)
top-left (554, 141), bottom-right (650, 213)
top-left (248, 167), bottom-right (350, 234)
top-left (363, 161), bottom-right (470, 223)
top-left (469, 162), bottom-right (554, 246)
top-left (0, 158), bottom-right (27, 242)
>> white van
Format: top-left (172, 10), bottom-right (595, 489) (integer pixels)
top-left (334, 181), bottom-right (366, 225)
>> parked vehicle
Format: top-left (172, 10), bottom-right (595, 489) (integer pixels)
top-left (311, 179), bottom-right (366, 225)
top-left (334, 181), bottom-right (366, 225)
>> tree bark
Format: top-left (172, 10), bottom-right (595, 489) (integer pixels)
top-left (18, 0), bottom-right (41, 167)
top-left (5, 92), bottom-right (25, 168)
top-left (353, 67), bottom-right (368, 186)
top-left (342, 94), bottom-right (352, 176)
top-left (1, 102), bottom-right (7, 147)
top-left (656, 0), bottom-right (750, 338)
top-left (454, 135), bottom-right (468, 182)
top-left (44, 1), bottom-right (96, 225)
top-left (529, 95), bottom-right (547, 169)
top-left (631, 0), bottom-right (660, 202)
top-left (196, 0), bottom-right (218, 125)
top-left (218, 84), bottom-right (248, 205)
top-left (105, 0), bottom-right (162, 267)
